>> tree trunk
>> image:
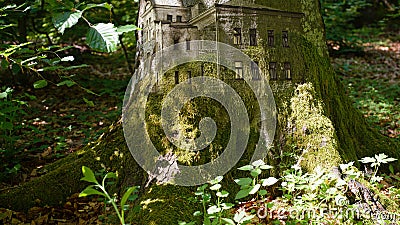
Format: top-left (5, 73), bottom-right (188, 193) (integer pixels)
top-left (1, 0), bottom-right (399, 224)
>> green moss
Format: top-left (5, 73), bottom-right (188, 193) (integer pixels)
top-left (128, 185), bottom-right (200, 225)
top-left (286, 83), bottom-right (342, 171)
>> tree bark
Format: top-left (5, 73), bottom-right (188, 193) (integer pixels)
top-left (1, 0), bottom-right (399, 224)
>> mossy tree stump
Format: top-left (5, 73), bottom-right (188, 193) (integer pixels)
top-left (1, 0), bottom-right (399, 224)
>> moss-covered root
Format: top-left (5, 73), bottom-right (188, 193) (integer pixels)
top-left (129, 185), bottom-right (200, 225)
top-left (0, 121), bottom-right (144, 212)
top-left (0, 152), bottom-right (93, 211)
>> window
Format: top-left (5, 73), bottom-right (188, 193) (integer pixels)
top-left (177, 15), bottom-right (182, 22)
top-left (282, 31), bottom-right (289, 48)
top-left (187, 71), bottom-right (192, 84)
top-left (268, 30), bottom-right (274, 47)
top-left (269, 62), bottom-right (277, 80)
top-left (249, 29), bottom-right (257, 46)
top-left (235, 61), bottom-right (243, 79)
top-left (167, 15), bottom-right (173, 22)
top-left (233, 28), bottom-right (242, 45)
top-left (284, 62), bottom-right (291, 80)
top-left (186, 39), bottom-right (190, 50)
top-left (175, 71), bottom-right (179, 84)
top-left (173, 39), bottom-right (179, 50)
top-left (251, 61), bottom-right (260, 80)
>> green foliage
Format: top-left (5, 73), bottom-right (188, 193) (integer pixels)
top-left (79, 166), bottom-right (140, 225)
top-left (333, 55), bottom-right (400, 139)
top-left (0, 87), bottom-right (27, 177)
top-left (321, 0), bottom-right (400, 53)
top-left (50, 2), bottom-right (138, 53)
top-left (321, 0), bottom-right (371, 52)
top-left (235, 160), bottom-right (277, 200)
top-left (180, 154), bottom-right (399, 224)
top-left (86, 23), bottom-right (119, 52)
top-left (191, 176), bottom-right (236, 225)
top-left (359, 153), bottom-right (397, 183)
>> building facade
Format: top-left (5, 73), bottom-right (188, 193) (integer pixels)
top-left (137, 0), bottom-right (305, 86)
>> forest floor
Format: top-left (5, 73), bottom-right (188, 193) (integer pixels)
top-left (0, 39), bottom-right (399, 224)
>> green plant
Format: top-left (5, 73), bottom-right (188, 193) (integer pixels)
top-left (279, 164), bottom-right (358, 224)
top-left (79, 166), bottom-right (139, 225)
top-left (234, 160), bottom-right (278, 200)
top-left (0, 87), bottom-right (28, 177)
top-left (192, 176), bottom-right (236, 225)
top-left (50, 2), bottom-right (138, 53)
top-left (359, 153), bottom-right (398, 183)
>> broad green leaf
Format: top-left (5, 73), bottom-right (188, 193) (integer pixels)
top-left (104, 172), bottom-right (117, 180)
top-left (260, 164), bottom-right (273, 170)
top-left (193, 210), bottom-right (202, 216)
top-left (379, 154), bottom-right (397, 163)
top-left (121, 186), bottom-right (137, 210)
top-left (0, 92), bottom-right (7, 99)
top-left (262, 177), bottom-right (279, 186)
top-left (359, 157), bottom-right (375, 164)
top-left (21, 56), bottom-right (43, 65)
top-left (79, 186), bottom-right (105, 197)
top-left (221, 218), bottom-right (235, 225)
top-left (0, 24), bottom-right (14, 30)
top-left (258, 189), bottom-right (268, 196)
top-left (207, 205), bottom-right (221, 214)
top-left (237, 165), bottom-right (253, 171)
top-left (83, 97), bottom-right (94, 107)
top-left (1, 43), bottom-right (31, 57)
top-left (61, 56), bottom-right (74, 61)
top-left (204, 217), bottom-right (211, 225)
top-left (82, 3), bottom-right (112, 12)
top-left (235, 188), bottom-right (251, 200)
top-left (80, 166), bottom-right (98, 184)
top-left (221, 202), bottom-right (234, 210)
top-left (117, 24), bottom-right (139, 35)
top-left (210, 184), bottom-right (221, 190)
top-left (0, 88), bottom-right (9, 99)
top-left (250, 168), bottom-right (261, 177)
top-left (53, 11), bottom-right (82, 34)
top-left (234, 177), bottom-right (252, 186)
top-left (249, 184), bottom-right (260, 195)
top-left (216, 190), bottom-right (229, 198)
top-left (33, 80), bottom-right (48, 89)
top-left (252, 159), bottom-right (265, 167)
top-left (102, 171), bottom-right (117, 186)
top-left (197, 184), bottom-right (208, 192)
top-left (57, 80), bottom-right (76, 87)
top-left (86, 23), bottom-right (118, 53)
top-left (37, 66), bottom-right (63, 72)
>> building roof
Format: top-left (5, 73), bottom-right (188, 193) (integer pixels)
top-left (150, 0), bottom-right (203, 7)
top-left (217, 0), bottom-right (277, 10)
